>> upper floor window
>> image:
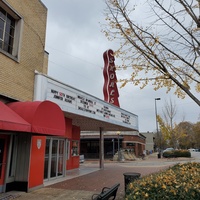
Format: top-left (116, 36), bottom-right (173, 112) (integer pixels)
top-left (0, 7), bottom-right (15, 54)
top-left (0, 1), bottom-right (23, 61)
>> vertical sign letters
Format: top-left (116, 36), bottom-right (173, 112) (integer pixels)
top-left (103, 49), bottom-right (120, 107)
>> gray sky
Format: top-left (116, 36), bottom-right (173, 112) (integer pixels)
top-left (41, 0), bottom-right (200, 133)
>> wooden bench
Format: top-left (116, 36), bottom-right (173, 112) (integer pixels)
top-left (91, 183), bottom-right (120, 200)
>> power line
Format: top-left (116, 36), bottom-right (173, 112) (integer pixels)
top-left (46, 45), bottom-right (104, 70)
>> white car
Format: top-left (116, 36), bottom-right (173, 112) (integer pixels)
top-left (188, 148), bottom-right (195, 152)
top-left (163, 148), bottom-right (174, 153)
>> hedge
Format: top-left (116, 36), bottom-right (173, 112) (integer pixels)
top-left (163, 150), bottom-right (191, 158)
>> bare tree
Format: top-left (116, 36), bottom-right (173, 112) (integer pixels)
top-left (163, 99), bottom-right (177, 130)
top-left (157, 99), bottom-right (185, 148)
top-left (103, 0), bottom-right (200, 106)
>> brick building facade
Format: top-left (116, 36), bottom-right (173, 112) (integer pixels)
top-left (81, 131), bottom-right (146, 158)
top-left (0, 0), bottom-right (74, 193)
top-left (122, 133), bottom-right (146, 157)
top-left (0, 0), bottom-right (47, 102)
top-left (0, 0), bottom-right (139, 193)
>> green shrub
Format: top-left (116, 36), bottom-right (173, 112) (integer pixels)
top-left (163, 150), bottom-right (191, 158)
top-left (125, 162), bottom-right (200, 200)
top-left (174, 150), bottom-right (191, 157)
top-left (163, 150), bottom-right (175, 158)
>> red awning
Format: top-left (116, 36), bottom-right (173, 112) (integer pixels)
top-left (8, 101), bottom-right (66, 136)
top-left (0, 101), bottom-right (31, 132)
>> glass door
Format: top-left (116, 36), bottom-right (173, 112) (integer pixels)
top-left (44, 139), bottom-right (50, 179)
top-left (50, 140), bottom-right (58, 178)
top-left (58, 140), bottom-right (64, 176)
top-left (44, 138), bottom-right (65, 181)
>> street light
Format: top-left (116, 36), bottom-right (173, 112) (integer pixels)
top-left (112, 138), bottom-right (115, 158)
top-left (155, 98), bottom-right (161, 150)
top-left (117, 131), bottom-right (120, 161)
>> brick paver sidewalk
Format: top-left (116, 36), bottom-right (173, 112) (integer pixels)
top-left (46, 159), bottom-right (170, 199)
top-left (13, 153), bottom-right (195, 200)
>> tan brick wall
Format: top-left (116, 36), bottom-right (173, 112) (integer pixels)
top-left (43, 51), bottom-right (49, 74)
top-left (0, 0), bottom-right (47, 101)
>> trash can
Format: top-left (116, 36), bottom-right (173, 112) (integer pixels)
top-left (123, 172), bottom-right (141, 192)
top-left (158, 153), bottom-right (161, 159)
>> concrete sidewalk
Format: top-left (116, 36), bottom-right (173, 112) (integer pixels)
top-left (0, 153), bottom-right (197, 200)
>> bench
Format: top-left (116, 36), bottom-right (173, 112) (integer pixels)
top-left (91, 183), bottom-right (120, 200)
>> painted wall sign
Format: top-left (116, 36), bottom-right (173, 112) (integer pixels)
top-left (103, 49), bottom-right (120, 107)
top-left (34, 73), bottom-right (138, 130)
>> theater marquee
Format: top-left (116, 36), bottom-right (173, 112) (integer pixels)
top-left (34, 73), bottom-right (138, 130)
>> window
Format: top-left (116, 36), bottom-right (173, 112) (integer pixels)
top-left (71, 141), bottom-right (79, 156)
top-left (0, 1), bottom-right (22, 60)
top-left (0, 7), bottom-right (15, 54)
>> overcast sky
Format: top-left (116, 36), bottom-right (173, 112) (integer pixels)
top-left (41, 0), bottom-right (200, 133)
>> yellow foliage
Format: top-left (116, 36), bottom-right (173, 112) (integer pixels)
top-left (196, 83), bottom-right (200, 92)
top-left (115, 23), bottom-right (121, 28)
top-left (126, 162), bottom-right (200, 199)
top-left (162, 184), bottom-right (166, 189)
top-left (144, 193), bottom-right (149, 198)
top-left (120, 80), bottom-right (128, 88)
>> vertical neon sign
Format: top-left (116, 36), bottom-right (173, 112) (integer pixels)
top-left (103, 49), bottom-right (120, 107)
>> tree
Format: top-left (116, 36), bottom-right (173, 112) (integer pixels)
top-left (192, 121), bottom-right (200, 148)
top-left (162, 99), bottom-right (177, 130)
top-left (103, 0), bottom-right (200, 106)
top-left (157, 99), bottom-right (186, 148)
top-left (174, 121), bottom-right (194, 149)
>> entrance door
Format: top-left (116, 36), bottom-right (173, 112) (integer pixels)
top-left (0, 135), bottom-right (8, 186)
top-left (44, 138), bottom-right (65, 181)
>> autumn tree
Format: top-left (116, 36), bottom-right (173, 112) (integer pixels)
top-left (175, 121), bottom-right (200, 149)
top-left (103, 0), bottom-right (200, 106)
top-left (192, 121), bottom-right (200, 148)
top-left (174, 121), bottom-right (194, 149)
top-left (157, 115), bottom-right (174, 148)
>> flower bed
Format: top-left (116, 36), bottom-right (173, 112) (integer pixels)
top-left (125, 162), bottom-right (200, 200)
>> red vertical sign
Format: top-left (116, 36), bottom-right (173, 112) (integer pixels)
top-left (103, 49), bottom-right (120, 107)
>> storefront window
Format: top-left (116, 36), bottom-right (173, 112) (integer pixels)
top-left (72, 141), bottom-right (79, 156)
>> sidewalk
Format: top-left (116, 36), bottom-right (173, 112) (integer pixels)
top-left (0, 153), bottom-right (197, 200)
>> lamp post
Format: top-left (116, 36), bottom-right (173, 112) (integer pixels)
top-left (117, 131), bottom-right (120, 161)
top-left (112, 139), bottom-right (115, 158)
top-left (155, 98), bottom-right (161, 150)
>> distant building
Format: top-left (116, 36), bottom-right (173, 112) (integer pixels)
top-left (80, 131), bottom-right (146, 158)
top-left (141, 132), bottom-right (155, 153)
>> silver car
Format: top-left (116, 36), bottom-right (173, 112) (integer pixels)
top-left (163, 147), bottom-right (174, 153)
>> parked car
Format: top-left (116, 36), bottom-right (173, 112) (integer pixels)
top-left (163, 147), bottom-right (174, 153)
top-left (163, 148), bottom-right (175, 158)
top-left (188, 148), bottom-right (196, 152)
